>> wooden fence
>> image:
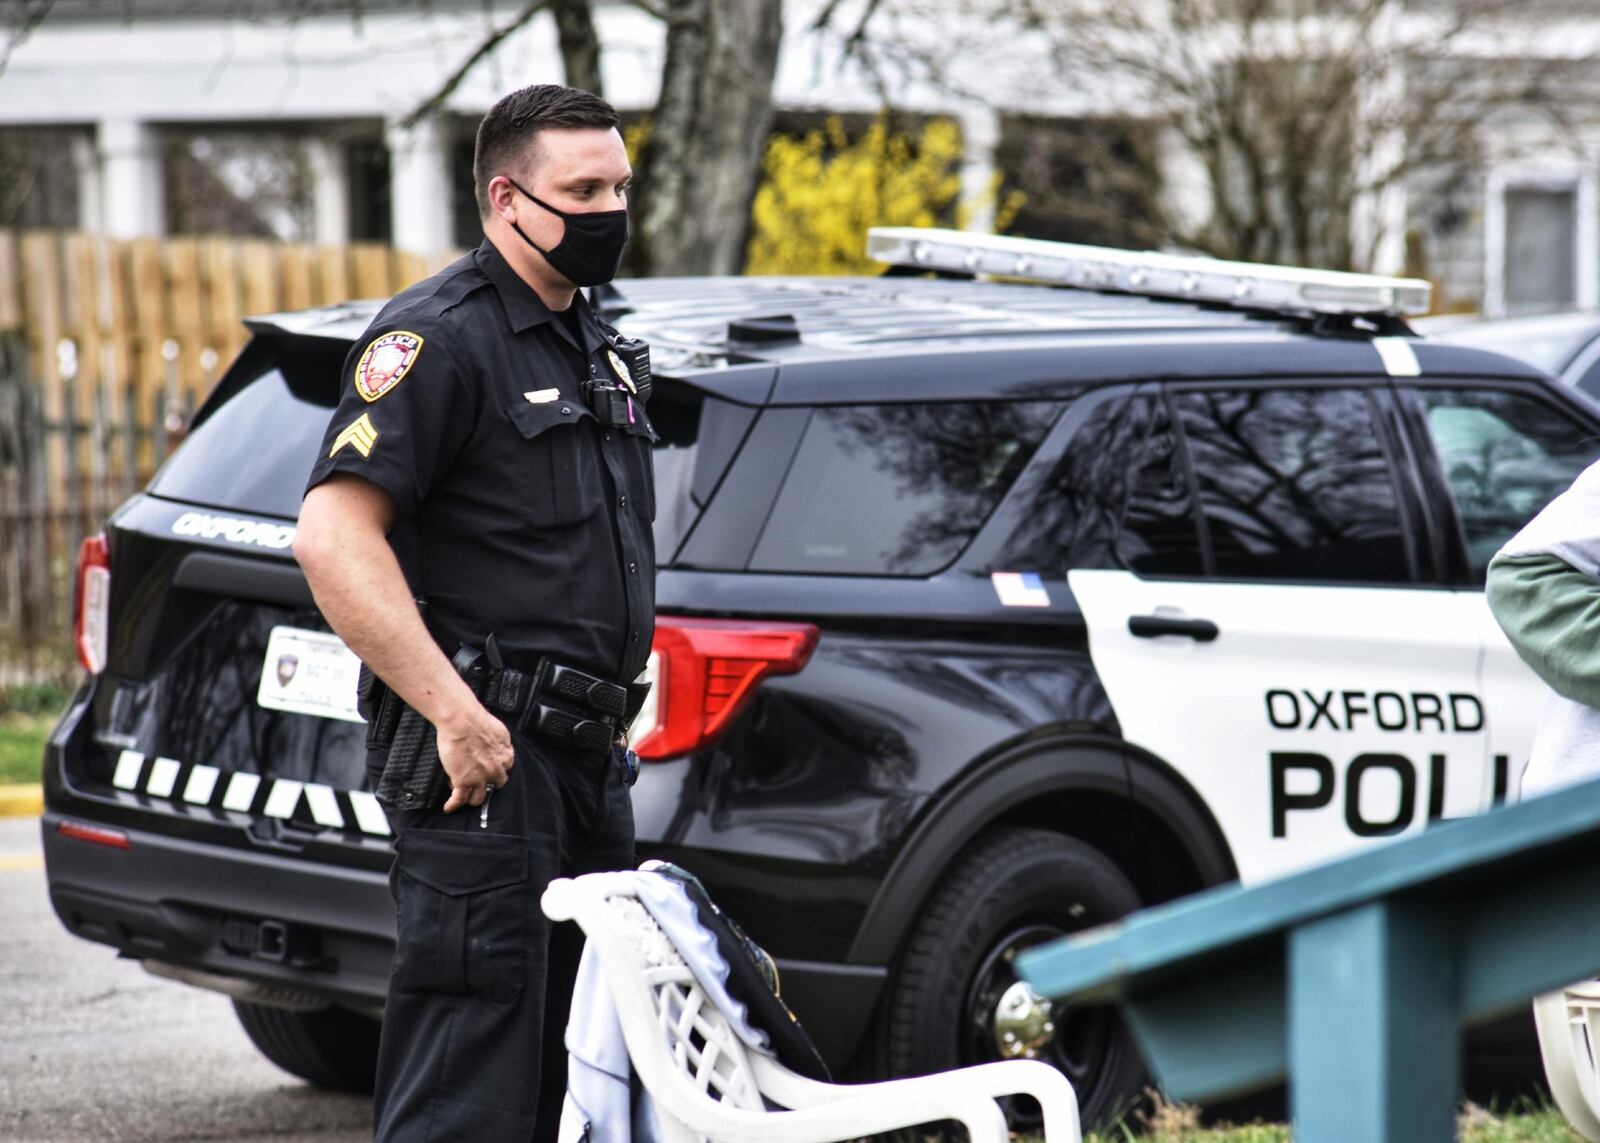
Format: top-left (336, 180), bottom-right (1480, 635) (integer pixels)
top-left (0, 230), bottom-right (446, 671)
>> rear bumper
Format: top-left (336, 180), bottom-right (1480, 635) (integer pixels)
top-left (42, 690), bottom-right (888, 1065)
top-left (42, 808), bottom-right (396, 1009)
top-left (42, 809), bottom-right (887, 1064)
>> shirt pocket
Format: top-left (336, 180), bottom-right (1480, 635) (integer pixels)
top-left (503, 399), bottom-right (606, 525)
top-left (391, 828), bottom-right (530, 1004)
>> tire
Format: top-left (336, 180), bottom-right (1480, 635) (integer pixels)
top-left (233, 1000), bottom-right (381, 1093)
top-left (877, 827), bottom-right (1149, 1133)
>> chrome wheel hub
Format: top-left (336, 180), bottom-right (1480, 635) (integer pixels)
top-left (994, 980), bottom-right (1056, 1059)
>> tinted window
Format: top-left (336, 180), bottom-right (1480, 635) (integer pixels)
top-left (1575, 354), bottom-right (1600, 399)
top-left (149, 364), bottom-right (332, 519)
top-left (750, 401), bottom-right (1059, 575)
top-left (647, 386), bottom-right (757, 563)
top-left (999, 392), bottom-right (1202, 576)
top-left (1415, 387), bottom-right (1600, 581)
top-left (1175, 387), bottom-right (1410, 582)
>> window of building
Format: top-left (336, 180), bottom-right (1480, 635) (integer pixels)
top-left (1486, 170), bottom-right (1598, 318)
top-left (346, 134), bottom-right (392, 244)
top-left (0, 128), bottom-right (83, 229)
top-left (996, 115), bottom-right (1164, 250)
top-left (164, 131), bottom-right (316, 241)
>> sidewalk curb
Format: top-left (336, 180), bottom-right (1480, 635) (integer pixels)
top-left (0, 784), bottom-right (42, 818)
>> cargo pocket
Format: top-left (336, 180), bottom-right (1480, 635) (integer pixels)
top-left (391, 829), bottom-right (530, 1004)
top-left (503, 400), bottom-right (604, 526)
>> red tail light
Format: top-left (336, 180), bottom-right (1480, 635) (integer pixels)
top-left (630, 617), bottom-right (819, 761)
top-left (73, 534), bottom-right (110, 674)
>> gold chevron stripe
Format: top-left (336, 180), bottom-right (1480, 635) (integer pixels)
top-left (329, 413), bottom-right (379, 459)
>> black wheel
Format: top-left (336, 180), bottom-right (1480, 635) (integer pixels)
top-left (233, 999), bottom-right (381, 1092)
top-left (878, 828), bottom-right (1149, 1132)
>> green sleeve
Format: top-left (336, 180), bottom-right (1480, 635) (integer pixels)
top-left (1487, 552), bottom-right (1600, 709)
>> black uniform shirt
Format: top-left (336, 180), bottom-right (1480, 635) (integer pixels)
top-left (305, 239), bottom-right (657, 683)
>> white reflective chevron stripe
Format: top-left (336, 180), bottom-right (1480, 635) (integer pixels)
top-left (183, 764), bottom-right (220, 804)
top-left (222, 771), bottom-right (261, 812)
top-left (146, 757), bottom-right (181, 798)
top-left (302, 783), bottom-right (344, 828)
top-left (263, 780), bottom-right (304, 819)
top-left (349, 791), bottom-right (391, 836)
top-left (107, 750), bottom-right (391, 836)
top-left (113, 749), bottom-right (145, 790)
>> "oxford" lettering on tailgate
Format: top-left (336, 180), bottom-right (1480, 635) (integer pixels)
top-left (170, 511), bottom-right (296, 550)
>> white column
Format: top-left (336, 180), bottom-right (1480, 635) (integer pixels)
top-left (1483, 168), bottom-right (1508, 319)
top-left (385, 115), bottom-right (455, 256)
top-left (97, 119), bottom-right (164, 238)
top-left (1577, 170), bottom-right (1598, 312)
top-left (1158, 126), bottom-right (1212, 246)
top-left (958, 106), bottom-right (1001, 234)
top-left (305, 136), bottom-right (350, 247)
top-left (1351, 12), bottom-right (1407, 275)
top-left (71, 131), bottom-right (102, 234)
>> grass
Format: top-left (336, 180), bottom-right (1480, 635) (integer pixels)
top-left (0, 713), bottom-right (53, 785)
top-left (0, 679), bottom-right (72, 785)
top-left (1041, 1099), bottom-right (1584, 1142)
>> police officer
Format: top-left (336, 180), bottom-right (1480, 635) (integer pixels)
top-left (294, 85), bottom-right (654, 1141)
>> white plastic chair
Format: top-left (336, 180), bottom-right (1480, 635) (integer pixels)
top-left (541, 869), bottom-right (1082, 1143)
top-left (1536, 982), bottom-right (1600, 1140)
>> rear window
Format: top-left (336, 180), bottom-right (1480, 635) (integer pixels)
top-left (650, 384), bottom-right (758, 562)
top-left (153, 348), bottom-right (750, 553)
top-left (748, 401), bottom-right (1059, 575)
top-left (149, 355), bottom-right (335, 520)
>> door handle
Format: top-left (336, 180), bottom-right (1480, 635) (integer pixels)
top-left (1127, 614), bottom-right (1219, 642)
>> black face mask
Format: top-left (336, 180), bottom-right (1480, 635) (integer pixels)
top-left (506, 178), bottom-right (629, 287)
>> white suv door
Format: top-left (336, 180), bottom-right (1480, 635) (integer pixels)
top-left (1062, 383), bottom-right (1489, 883)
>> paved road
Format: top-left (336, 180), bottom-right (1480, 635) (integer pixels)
top-left (0, 817), bottom-right (372, 1142)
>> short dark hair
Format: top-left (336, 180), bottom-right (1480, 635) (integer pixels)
top-left (473, 84), bottom-right (621, 217)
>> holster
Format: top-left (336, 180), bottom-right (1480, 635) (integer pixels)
top-left (369, 646), bottom-right (487, 812)
top-left (367, 641), bottom-right (651, 809)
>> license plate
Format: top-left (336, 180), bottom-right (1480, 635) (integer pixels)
top-left (257, 626), bottom-right (365, 724)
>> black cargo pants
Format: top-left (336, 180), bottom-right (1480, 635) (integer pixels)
top-left (365, 727), bottom-right (635, 1142)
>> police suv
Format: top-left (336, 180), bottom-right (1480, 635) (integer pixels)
top-left (40, 228), bottom-right (1594, 1127)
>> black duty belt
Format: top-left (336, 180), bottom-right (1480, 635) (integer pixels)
top-left (467, 647), bottom-right (650, 755)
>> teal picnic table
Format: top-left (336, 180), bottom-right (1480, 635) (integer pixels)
top-left (1016, 775), bottom-right (1600, 1143)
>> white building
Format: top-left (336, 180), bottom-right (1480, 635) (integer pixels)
top-left (3, 0), bottom-right (1598, 315)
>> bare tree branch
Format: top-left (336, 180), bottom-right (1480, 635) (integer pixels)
top-left (0, 0), bottom-right (55, 79)
top-left (626, 0), bottom-right (673, 22)
top-left (974, 0), bottom-right (1600, 270)
top-left (398, 0), bottom-right (551, 130)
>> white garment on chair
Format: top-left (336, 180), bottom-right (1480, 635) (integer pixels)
top-left (557, 871), bottom-right (774, 1143)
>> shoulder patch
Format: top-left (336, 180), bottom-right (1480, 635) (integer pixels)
top-left (354, 331), bottom-right (424, 402)
top-left (329, 412), bottom-right (379, 459)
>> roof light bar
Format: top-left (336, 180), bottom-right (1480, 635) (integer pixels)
top-left (867, 227), bottom-right (1432, 318)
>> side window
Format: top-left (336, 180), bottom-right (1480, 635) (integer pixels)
top-left (1173, 387), bottom-right (1411, 583)
top-left (998, 391), bottom-right (1203, 576)
top-left (1413, 386), bottom-right (1600, 581)
top-left (748, 401), bottom-right (1059, 575)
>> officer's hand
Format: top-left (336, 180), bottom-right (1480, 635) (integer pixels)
top-left (437, 705), bottom-right (514, 814)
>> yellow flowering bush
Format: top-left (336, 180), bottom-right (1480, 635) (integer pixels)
top-left (745, 116), bottom-right (1020, 276)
